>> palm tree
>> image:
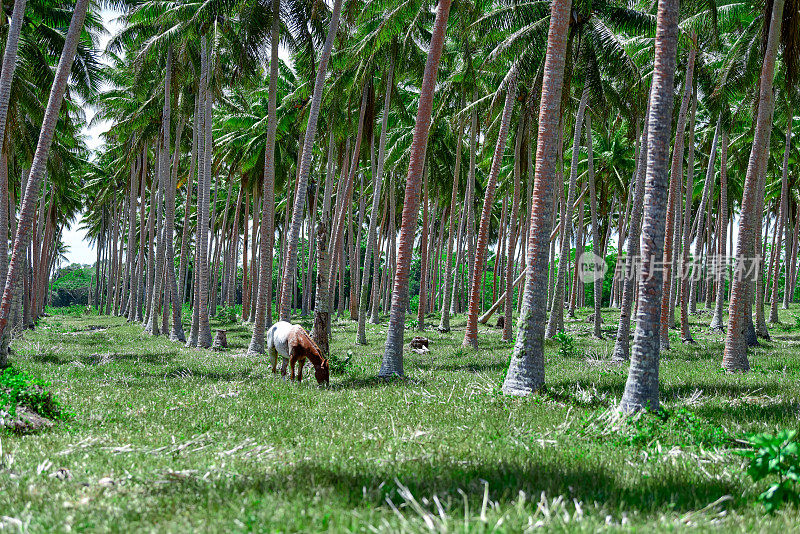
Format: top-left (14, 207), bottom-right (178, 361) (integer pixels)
top-left (379, 0), bottom-right (453, 378)
top-left (277, 0), bottom-right (343, 322)
top-left (501, 0), bottom-right (573, 395)
top-left (463, 69), bottom-right (518, 349)
top-left (618, 0), bottom-right (680, 412)
top-left (0, 0), bottom-right (92, 341)
top-left (723, 0), bottom-right (786, 372)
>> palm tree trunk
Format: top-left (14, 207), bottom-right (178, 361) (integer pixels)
top-left (586, 114), bottom-right (602, 338)
top-left (546, 86), bottom-right (588, 338)
top-left (357, 58), bottom-right (394, 343)
top-left (278, 0), bottom-right (343, 321)
top-left (723, 0), bottom-right (784, 369)
top-left (618, 0), bottom-right (679, 412)
top-left (168, 115), bottom-right (186, 341)
top-left (658, 43), bottom-right (696, 351)
top-left (503, 115), bottom-right (525, 341)
top-left (501, 0), bottom-right (571, 394)
top-left (0, 0), bottom-right (90, 338)
top-left (438, 115), bottom-right (465, 332)
top-left (196, 35), bottom-right (213, 348)
top-left (379, 0), bottom-right (452, 377)
top-left (418, 167), bottom-right (430, 330)
top-left (612, 110), bottom-right (649, 362)
top-left (770, 110), bottom-right (792, 322)
top-left (248, 2), bottom-right (280, 353)
top-left (464, 71), bottom-right (518, 348)
top-left (146, 48), bottom-right (173, 335)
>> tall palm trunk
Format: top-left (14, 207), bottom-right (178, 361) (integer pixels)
top-left (357, 57), bottom-right (394, 343)
top-left (438, 115), bottom-right (465, 332)
top-left (709, 132), bottom-right (729, 330)
top-left (770, 110), bottom-right (792, 323)
top-left (196, 35), bottom-right (213, 348)
top-left (464, 71), bottom-right (518, 348)
top-left (379, 0), bottom-right (452, 377)
top-left (723, 0), bottom-right (784, 371)
top-left (278, 0), bottom-right (343, 321)
top-left (612, 110), bottom-right (649, 362)
top-left (248, 2), bottom-right (280, 353)
top-left (501, 0), bottom-right (571, 394)
top-left (503, 116), bottom-right (524, 342)
top-left (586, 114), bottom-right (602, 338)
top-left (0, 0), bottom-right (90, 339)
top-left (168, 115), bottom-right (186, 341)
top-left (418, 168), bottom-right (430, 330)
top-left (618, 0), bottom-right (679, 412)
top-left (658, 44), bottom-right (696, 351)
top-left (546, 86), bottom-right (588, 338)
top-left (681, 116), bottom-right (720, 341)
top-left (146, 48), bottom-right (172, 335)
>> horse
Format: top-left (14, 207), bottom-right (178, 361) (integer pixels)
top-left (266, 321), bottom-right (329, 386)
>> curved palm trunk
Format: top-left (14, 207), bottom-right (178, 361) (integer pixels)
top-left (617, 0), bottom-right (679, 412)
top-left (682, 116), bottom-right (720, 341)
top-left (723, 0), bottom-right (784, 371)
top-left (379, 0), bottom-right (452, 377)
top-left (357, 59), bottom-right (394, 343)
top-left (503, 116), bottom-right (524, 342)
top-left (658, 44), bottom-right (696, 351)
top-left (0, 0), bottom-right (90, 339)
top-left (769, 111), bottom-right (792, 323)
top-left (248, 2), bottom-right (280, 354)
top-left (278, 0), bottom-right (343, 322)
top-left (463, 72), bottom-right (518, 348)
top-left (709, 132), bottom-right (729, 330)
top-left (586, 114), bottom-right (602, 338)
top-left (501, 0), bottom-right (571, 394)
top-left (546, 86), bottom-right (588, 338)
top-left (437, 116), bottom-right (465, 333)
top-left (612, 109), bottom-right (649, 362)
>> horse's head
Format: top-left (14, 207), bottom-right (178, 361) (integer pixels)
top-left (315, 358), bottom-right (329, 386)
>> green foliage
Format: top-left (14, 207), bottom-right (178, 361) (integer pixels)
top-left (578, 407), bottom-right (732, 449)
top-left (740, 431), bottom-right (800, 513)
top-left (49, 264), bottom-right (94, 307)
top-left (215, 305), bottom-right (240, 324)
top-left (328, 349), bottom-right (352, 375)
top-left (553, 330), bottom-right (577, 358)
top-left (45, 304), bottom-right (97, 317)
top-left (0, 367), bottom-right (69, 421)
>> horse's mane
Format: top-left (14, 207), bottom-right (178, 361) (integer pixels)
top-left (298, 329), bottom-right (325, 366)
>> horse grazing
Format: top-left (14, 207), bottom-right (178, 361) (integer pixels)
top-left (266, 321), bottom-right (329, 385)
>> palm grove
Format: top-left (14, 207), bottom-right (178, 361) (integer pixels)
top-left (1, 0), bottom-right (799, 413)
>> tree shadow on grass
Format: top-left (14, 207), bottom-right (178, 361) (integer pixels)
top-left (145, 456), bottom-right (742, 517)
top-left (331, 376), bottom-right (427, 391)
top-left (30, 351), bottom-right (175, 366)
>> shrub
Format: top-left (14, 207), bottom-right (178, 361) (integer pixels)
top-left (554, 330), bottom-right (577, 358)
top-left (739, 430), bottom-right (800, 513)
top-left (0, 367), bottom-right (69, 421)
top-left (328, 349), bottom-right (352, 375)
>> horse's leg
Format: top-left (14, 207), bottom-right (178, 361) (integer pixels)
top-left (270, 348), bottom-right (278, 374)
top-left (281, 357), bottom-right (288, 377)
top-left (289, 356), bottom-right (296, 381)
top-left (297, 358), bottom-right (304, 383)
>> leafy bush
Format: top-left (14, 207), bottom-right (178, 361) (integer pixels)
top-left (328, 349), bottom-right (352, 375)
top-left (554, 330), bottom-right (577, 358)
top-left (740, 430), bottom-right (800, 513)
top-left (577, 407), bottom-right (731, 449)
top-left (215, 305), bottom-right (239, 324)
top-left (0, 367), bottom-right (69, 420)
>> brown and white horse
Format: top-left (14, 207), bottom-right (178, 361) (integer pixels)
top-left (266, 321), bottom-right (329, 385)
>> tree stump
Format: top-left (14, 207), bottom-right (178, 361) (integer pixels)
top-left (212, 330), bottom-right (228, 351)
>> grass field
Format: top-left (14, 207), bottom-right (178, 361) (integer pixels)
top-left (2, 306), bottom-right (799, 532)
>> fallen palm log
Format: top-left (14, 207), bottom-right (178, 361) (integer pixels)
top-left (478, 269), bottom-right (527, 324)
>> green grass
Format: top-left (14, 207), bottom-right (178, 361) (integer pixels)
top-left (1, 305), bottom-right (800, 532)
